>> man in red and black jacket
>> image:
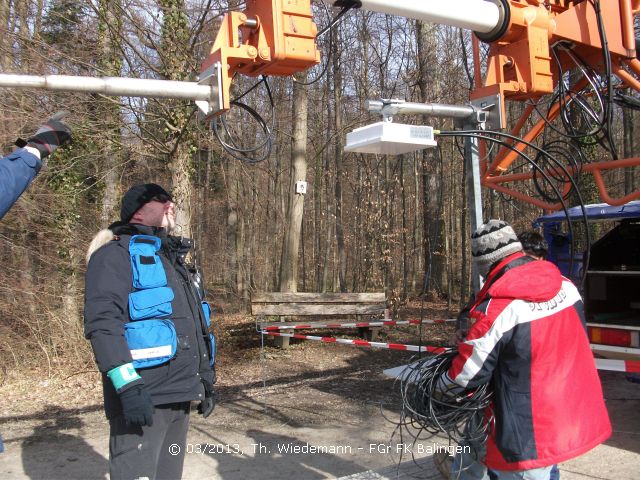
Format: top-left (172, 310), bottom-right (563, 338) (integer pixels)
top-left (445, 220), bottom-right (611, 479)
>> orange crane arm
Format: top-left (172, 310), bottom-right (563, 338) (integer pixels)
top-left (199, 0), bottom-right (320, 118)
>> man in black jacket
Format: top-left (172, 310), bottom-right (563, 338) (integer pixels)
top-left (84, 183), bottom-right (215, 480)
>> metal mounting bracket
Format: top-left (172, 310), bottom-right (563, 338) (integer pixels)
top-left (469, 93), bottom-right (504, 131)
top-left (196, 62), bottom-right (224, 120)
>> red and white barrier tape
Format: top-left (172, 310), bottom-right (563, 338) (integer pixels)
top-left (259, 318), bottom-right (455, 331)
top-left (595, 358), bottom-right (640, 373)
top-left (261, 331), bottom-right (640, 373)
top-left (259, 330), bottom-right (447, 353)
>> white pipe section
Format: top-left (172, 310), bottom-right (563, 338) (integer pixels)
top-left (345, 0), bottom-right (501, 34)
top-left (368, 99), bottom-right (475, 119)
top-left (0, 74), bottom-right (214, 101)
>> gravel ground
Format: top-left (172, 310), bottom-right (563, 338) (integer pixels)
top-left (1, 302), bottom-right (638, 479)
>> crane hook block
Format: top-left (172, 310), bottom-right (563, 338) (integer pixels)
top-left (199, 0), bottom-right (320, 118)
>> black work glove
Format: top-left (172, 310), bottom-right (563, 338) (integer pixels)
top-left (19, 111), bottom-right (72, 160)
top-left (198, 380), bottom-right (216, 418)
top-left (119, 385), bottom-right (155, 427)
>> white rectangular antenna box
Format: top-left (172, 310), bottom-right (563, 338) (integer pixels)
top-left (345, 122), bottom-right (437, 155)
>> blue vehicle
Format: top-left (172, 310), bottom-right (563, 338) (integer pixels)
top-left (534, 201), bottom-right (640, 360)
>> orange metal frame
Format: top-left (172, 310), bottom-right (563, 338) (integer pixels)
top-left (472, 0), bottom-right (640, 210)
top-left (201, 0), bottom-right (640, 210)
top-left (200, 0), bottom-right (319, 115)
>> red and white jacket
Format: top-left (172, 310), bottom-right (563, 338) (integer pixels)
top-left (447, 252), bottom-right (611, 471)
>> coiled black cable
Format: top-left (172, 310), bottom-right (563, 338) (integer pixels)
top-left (293, 3), bottom-right (355, 86)
top-left (548, 43), bottom-right (607, 143)
top-left (438, 129), bottom-right (591, 288)
top-left (532, 140), bottom-right (584, 203)
top-left (528, 0), bottom-right (619, 160)
top-left (211, 76), bottom-right (274, 164)
top-left (398, 350), bottom-right (493, 445)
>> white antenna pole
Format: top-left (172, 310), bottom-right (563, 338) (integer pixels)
top-left (0, 74), bottom-right (213, 100)
top-left (340, 0), bottom-right (501, 34)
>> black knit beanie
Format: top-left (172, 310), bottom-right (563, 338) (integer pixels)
top-left (120, 183), bottom-right (172, 223)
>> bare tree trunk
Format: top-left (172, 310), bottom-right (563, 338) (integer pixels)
top-left (0, 0), bottom-right (11, 141)
top-left (332, 29), bottom-right (347, 293)
top-left (158, 0), bottom-right (195, 238)
top-left (279, 78), bottom-right (308, 293)
top-left (322, 211), bottom-right (333, 292)
top-left (170, 143), bottom-right (193, 236)
top-left (313, 138), bottom-right (324, 291)
top-left (34, 0), bottom-right (44, 38)
top-left (16, 0), bottom-right (31, 67)
top-left (400, 155), bottom-right (408, 300)
top-left (97, 0), bottom-right (123, 224)
top-left (380, 157), bottom-right (395, 303)
top-left (416, 20), bottom-right (445, 297)
top-left (237, 182), bottom-right (246, 304)
top-left (0, 0), bottom-right (9, 70)
top-left (224, 158), bottom-right (239, 297)
top-left (412, 155), bottom-right (421, 292)
top-left (269, 137), bottom-right (282, 290)
top-left (352, 161), bottom-right (363, 291)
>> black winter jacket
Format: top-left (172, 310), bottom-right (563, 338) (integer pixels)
top-left (84, 223), bottom-right (214, 418)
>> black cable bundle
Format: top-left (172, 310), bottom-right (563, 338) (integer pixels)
top-left (438, 129), bottom-right (591, 288)
top-left (529, 0), bottom-right (619, 159)
top-left (211, 76), bottom-right (275, 164)
top-left (532, 140), bottom-right (585, 202)
top-left (399, 350), bottom-right (493, 445)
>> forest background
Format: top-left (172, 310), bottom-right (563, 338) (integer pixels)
top-left (0, 0), bottom-right (636, 375)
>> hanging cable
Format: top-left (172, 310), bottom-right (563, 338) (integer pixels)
top-left (212, 75), bottom-right (274, 164)
top-left (525, 0), bottom-right (618, 166)
top-left (531, 140), bottom-right (585, 203)
top-left (532, 43), bottom-right (607, 144)
top-left (441, 129), bottom-right (583, 282)
top-left (438, 129), bottom-right (591, 288)
top-left (590, 0), bottom-right (618, 159)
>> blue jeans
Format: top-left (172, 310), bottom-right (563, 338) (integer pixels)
top-left (452, 440), bottom-right (558, 480)
top-left (488, 465), bottom-right (559, 480)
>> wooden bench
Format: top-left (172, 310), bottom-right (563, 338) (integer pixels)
top-left (251, 292), bottom-right (388, 348)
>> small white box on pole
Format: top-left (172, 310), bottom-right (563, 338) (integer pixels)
top-left (345, 122), bottom-right (437, 155)
top-left (295, 181), bottom-right (308, 194)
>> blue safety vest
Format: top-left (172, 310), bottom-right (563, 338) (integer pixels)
top-left (124, 235), bottom-right (215, 369)
top-left (125, 235), bottom-right (177, 368)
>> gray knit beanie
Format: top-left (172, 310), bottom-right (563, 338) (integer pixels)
top-left (472, 220), bottom-right (523, 277)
